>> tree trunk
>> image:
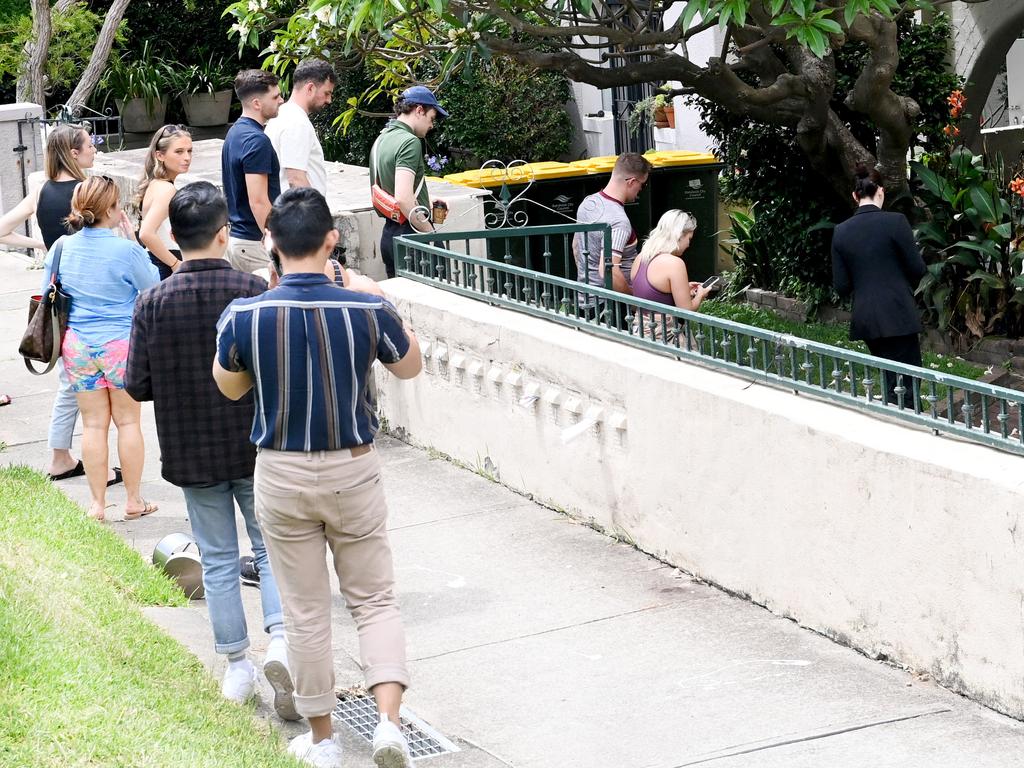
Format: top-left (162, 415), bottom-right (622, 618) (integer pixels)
top-left (65, 0), bottom-right (132, 117)
top-left (15, 0), bottom-right (51, 106)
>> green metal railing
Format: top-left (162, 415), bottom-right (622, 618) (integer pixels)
top-left (395, 225), bottom-right (1024, 457)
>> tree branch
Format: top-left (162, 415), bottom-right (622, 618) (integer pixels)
top-left (66, 0), bottom-right (132, 116)
top-left (844, 11), bottom-right (918, 192)
top-left (16, 0), bottom-right (50, 105)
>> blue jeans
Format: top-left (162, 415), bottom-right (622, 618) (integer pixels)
top-left (181, 478), bottom-right (284, 655)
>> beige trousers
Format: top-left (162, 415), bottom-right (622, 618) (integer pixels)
top-left (254, 444), bottom-right (408, 718)
top-left (227, 237), bottom-right (268, 274)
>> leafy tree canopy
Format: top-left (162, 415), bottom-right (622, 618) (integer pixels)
top-left (224, 0), bottom-right (987, 199)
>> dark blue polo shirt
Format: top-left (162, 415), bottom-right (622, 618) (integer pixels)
top-left (221, 116), bottom-right (281, 240)
top-left (215, 273), bottom-right (411, 451)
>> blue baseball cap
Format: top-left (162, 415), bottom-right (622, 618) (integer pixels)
top-left (401, 85), bottom-right (449, 119)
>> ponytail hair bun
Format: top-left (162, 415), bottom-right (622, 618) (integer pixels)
top-left (852, 162), bottom-right (883, 200)
top-left (66, 176), bottom-right (119, 231)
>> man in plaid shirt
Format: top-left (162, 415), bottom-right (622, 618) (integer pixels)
top-left (126, 181), bottom-right (298, 718)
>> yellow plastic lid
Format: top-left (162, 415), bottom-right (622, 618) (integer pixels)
top-left (444, 162), bottom-right (586, 188)
top-left (643, 150), bottom-right (719, 167)
top-left (569, 155), bottom-right (619, 173)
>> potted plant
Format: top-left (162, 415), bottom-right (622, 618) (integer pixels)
top-left (627, 87), bottom-right (675, 134)
top-left (173, 55), bottom-right (235, 127)
top-left (102, 41), bottom-right (172, 133)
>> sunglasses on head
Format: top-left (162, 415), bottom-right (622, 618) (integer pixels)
top-left (159, 124), bottom-right (186, 139)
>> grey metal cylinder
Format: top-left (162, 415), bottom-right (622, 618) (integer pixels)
top-left (152, 532), bottom-right (204, 600)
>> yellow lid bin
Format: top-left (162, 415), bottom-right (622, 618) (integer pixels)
top-left (568, 155), bottom-right (619, 174)
top-left (643, 150), bottom-right (719, 167)
top-left (445, 161), bottom-right (588, 189)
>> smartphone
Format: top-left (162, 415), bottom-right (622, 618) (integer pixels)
top-left (701, 275), bottom-right (721, 290)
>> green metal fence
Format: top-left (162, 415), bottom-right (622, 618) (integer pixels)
top-left (395, 225), bottom-right (1024, 457)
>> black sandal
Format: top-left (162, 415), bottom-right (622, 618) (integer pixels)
top-left (49, 460), bottom-right (85, 481)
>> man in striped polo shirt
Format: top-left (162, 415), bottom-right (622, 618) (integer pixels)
top-left (213, 187), bottom-right (422, 768)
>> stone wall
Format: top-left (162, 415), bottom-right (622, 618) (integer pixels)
top-left (377, 278), bottom-right (1024, 721)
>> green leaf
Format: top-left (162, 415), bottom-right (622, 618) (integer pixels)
top-left (844, 0), bottom-right (870, 27)
top-left (947, 251), bottom-right (979, 269)
top-left (990, 222), bottom-right (1013, 241)
top-left (915, 221), bottom-right (947, 246)
top-left (969, 185), bottom-right (999, 224)
top-left (815, 18), bottom-right (843, 36)
top-left (968, 270), bottom-right (1006, 289)
top-left (911, 162), bottom-right (955, 206)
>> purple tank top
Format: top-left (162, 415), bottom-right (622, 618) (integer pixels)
top-left (632, 258), bottom-right (675, 306)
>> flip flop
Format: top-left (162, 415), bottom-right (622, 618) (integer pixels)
top-left (106, 467), bottom-right (123, 487)
top-left (123, 500), bottom-right (158, 521)
top-left (0, 394), bottom-right (11, 406)
top-left (49, 460), bottom-right (85, 481)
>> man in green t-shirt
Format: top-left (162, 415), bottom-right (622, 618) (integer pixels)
top-left (370, 86), bottom-right (448, 278)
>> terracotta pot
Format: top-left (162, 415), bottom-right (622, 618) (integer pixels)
top-left (653, 105), bottom-right (669, 128)
top-left (665, 105), bottom-right (676, 129)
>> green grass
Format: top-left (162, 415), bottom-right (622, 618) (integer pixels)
top-left (0, 466), bottom-right (303, 768)
top-left (701, 300), bottom-right (986, 381)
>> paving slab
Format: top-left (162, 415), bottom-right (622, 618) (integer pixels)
top-left (3, 246), bottom-right (1024, 767)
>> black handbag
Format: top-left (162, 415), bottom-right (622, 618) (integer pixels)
top-left (19, 237), bottom-right (71, 375)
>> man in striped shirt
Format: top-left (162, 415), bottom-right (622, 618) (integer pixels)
top-left (213, 187), bottom-right (421, 768)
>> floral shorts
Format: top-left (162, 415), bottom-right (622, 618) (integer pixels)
top-left (61, 328), bottom-right (129, 393)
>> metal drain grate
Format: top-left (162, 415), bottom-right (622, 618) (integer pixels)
top-left (333, 693), bottom-right (460, 760)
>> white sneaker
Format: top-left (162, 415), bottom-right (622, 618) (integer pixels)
top-left (221, 662), bottom-right (257, 704)
top-left (287, 731), bottom-right (344, 768)
top-left (372, 717), bottom-right (412, 768)
top-left (263, 638), bottom-right (300, 721)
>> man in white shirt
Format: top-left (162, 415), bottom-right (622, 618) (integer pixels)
top-left (266, 59), bottom-right (336, 196)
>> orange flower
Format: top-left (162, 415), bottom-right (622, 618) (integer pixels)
top-left (1010, 178), bottom-right (1024, 199)
top-left (943, 124), bottom-right (960, 138)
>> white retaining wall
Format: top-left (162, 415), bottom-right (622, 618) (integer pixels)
top-left (377, 278), bottom-right (1024, 720)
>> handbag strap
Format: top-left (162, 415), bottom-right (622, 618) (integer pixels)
top-left (23, 309), bottom-right (61, 375)
top-left (48, 236), bottom-right (65, 287)
top-left (23, 238), bottom-right (66, 376)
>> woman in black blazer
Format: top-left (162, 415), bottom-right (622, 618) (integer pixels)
top-left (832, 165), bottom-right (926, 404)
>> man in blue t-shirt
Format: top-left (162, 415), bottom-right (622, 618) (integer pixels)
top-left (221, 69), bottom-right (283, 273)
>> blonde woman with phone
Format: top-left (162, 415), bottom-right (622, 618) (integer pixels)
top-left (631, 209), bottom-right (712, 339)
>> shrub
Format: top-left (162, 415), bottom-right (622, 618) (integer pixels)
top-left (314, 64), bottom-right (390, 167)
top-left (434, 58), bottom-right (573, 172)
top-left (912, 92), bottom-right (1024, 343)
top-left (315, 56), bottom-right (574, 174)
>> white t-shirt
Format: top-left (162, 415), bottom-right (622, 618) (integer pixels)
top-left (265, 101), bottom-right (327, 197)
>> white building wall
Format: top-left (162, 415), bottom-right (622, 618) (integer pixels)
top-left (570, 11), bottom-right (724, 156)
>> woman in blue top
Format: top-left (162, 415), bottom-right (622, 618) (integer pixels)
top-left (43, 176), bottom-right (160, 521)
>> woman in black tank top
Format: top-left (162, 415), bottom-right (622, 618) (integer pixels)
top-left (0, 124), bottom-right (120, 485)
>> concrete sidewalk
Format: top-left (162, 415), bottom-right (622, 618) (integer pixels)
top-left (2, 247), bottom-right (1023, 767)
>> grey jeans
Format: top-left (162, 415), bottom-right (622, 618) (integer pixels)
top-left (48, 365), bottom-right (79, 450)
